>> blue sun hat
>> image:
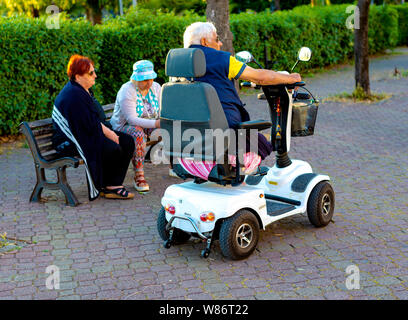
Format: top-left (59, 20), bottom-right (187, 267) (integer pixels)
top-left (131, 60), bottom-right (157, 81)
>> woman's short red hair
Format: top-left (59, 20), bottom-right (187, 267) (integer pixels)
top-left (67, 54), bottom-right (94, 81)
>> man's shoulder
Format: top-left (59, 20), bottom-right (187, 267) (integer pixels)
top-left (206, 46), bottom-right (231, 58)
top-left (192, 45), bottom-right (230, 57)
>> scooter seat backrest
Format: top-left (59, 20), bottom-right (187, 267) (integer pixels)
top-left (160, 48), bottom-right (231, 162)
top-left (165, 47), bottom-right (206, 79)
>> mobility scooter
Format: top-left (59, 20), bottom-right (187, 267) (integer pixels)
top-left (156, 47), bottom-right (335, 260)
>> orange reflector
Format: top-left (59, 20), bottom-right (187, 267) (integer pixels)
top-left (200, 212), bottom-right (215, 222)
top-left (207, 212), bottom-right (215, 222)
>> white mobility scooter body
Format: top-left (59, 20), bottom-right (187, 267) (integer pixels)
top-left (157, 47), bottom-right (335, 260)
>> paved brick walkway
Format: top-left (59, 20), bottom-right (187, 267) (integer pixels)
top-left (1, 49), bottom-right (408, 300)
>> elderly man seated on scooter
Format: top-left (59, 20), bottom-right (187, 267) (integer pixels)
top-left (181, 22), bottom-right (302, 176)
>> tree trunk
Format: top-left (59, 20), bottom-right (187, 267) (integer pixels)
top-left (274, 0), bottom-right (281, 10)
top-left (206, 0), bottom-right (234, 55)
top-left (311, 0), bottom-right (330, 6)
top-left (206, 0), bottom-right (238, 90)
top-left (354, 0), bottom-right (371, 96)
top-left (31, 7), bottom-right (40, 18)
top-left (86, 0), bottom-right (103, 25)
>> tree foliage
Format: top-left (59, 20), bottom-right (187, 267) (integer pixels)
top-left (0, 0), bottom-right (83, 17)
top-left (0, 0), bottom-right (117, 23)
top-left (138, 0), bottom-right (206, 15)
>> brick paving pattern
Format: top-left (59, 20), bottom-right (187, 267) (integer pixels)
top-left (1, 49), bottom-right (407, 300)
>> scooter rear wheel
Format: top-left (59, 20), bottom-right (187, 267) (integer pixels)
top-left (157, 207), bottom-right (191, 244)
top-left (307, 181), bottom-right (335, 227)
top-left (219, 210), bottom-right (260, 260)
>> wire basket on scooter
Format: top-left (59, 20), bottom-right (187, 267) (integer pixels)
top-left (291, 97), bottom-right (319, 137)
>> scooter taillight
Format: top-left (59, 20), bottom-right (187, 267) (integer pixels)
top-left (165, 205), bottom-right (176, 215)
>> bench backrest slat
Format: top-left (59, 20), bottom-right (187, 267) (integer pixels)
top-left (28, 118), bottom-right (53, 129)
top-left (35, 134), bottom-right (53, 146)
top-left (38, 143), bottom-right (55, 154)
top-left (20, 103), bottom-right (115, 165)
top-left (32, 127), bottom-right (54, 139)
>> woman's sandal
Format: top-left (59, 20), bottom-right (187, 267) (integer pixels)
top-left (99, 188), bottom-right (107, 197)
top-left (103, 187), bottom-right (134, 200)
top-left (134, 172), bottom-right (149, 192)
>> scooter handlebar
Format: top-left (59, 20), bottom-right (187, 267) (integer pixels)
top-left (287, 81), bottom-right (305, 89)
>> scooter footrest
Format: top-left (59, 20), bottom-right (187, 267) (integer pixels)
top-left (266, 200), bottom-right (295, 217)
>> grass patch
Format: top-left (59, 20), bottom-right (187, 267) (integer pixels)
top-left (0, 233), bottom-right (34, 256)
top-left (392, 68), bottom-right (408, 78)
top-left (0, 232), bottom-right (22, 254)
top-left (325, 86), bottom-right (392, 103)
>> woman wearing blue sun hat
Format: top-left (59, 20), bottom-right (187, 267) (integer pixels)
top-left (111, 60), bottom-right (161, 192)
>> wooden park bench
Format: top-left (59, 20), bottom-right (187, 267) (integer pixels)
top-left (19, 104), bottom-right (161, 207)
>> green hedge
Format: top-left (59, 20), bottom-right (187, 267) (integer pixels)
top-left (0, 4), bottom-right (404, 135)
top-left (230, 5), bottom-right (354, 72)
top-left (369, 5), bottom-right (399, 53)
top-left (231, 4), bottom-right (400, 72)
top-left (98, 10), bottom-right (201, 104)
top-left (393, 4), bottom-right (408, 45)
top-left (0, 16), bottom-right (101, 135)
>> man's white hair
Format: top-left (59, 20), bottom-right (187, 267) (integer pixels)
top-left (183, 22), bottom-right (217, 48)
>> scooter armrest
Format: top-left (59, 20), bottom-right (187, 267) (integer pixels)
top-left (237, 120), bottom-right (272, 130)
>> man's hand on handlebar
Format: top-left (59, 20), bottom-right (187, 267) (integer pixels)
top-left (289, 73), bottom-right (301, 84)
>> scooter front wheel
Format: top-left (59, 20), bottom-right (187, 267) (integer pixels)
top-left (219, 210), bottom-right (260, 260)
top-left (157, 207), bottom-right (191, 244)
top-left (307, 181), bottom-right (335, 227)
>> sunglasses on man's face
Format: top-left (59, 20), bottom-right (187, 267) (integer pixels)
top-left (88, 69), bottom-right (97, 76)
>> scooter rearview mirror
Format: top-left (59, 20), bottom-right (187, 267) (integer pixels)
top-left (291, 47), bottom-right (312, 72)
top-left (235, 51), bottom-right (253, 64)
top-left (298, 47), bottom-right (312, 62)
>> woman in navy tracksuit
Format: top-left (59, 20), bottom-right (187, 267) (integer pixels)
top-left (52, 55), bottom-right (134, 200)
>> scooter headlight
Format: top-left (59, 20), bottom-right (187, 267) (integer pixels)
top-left (200, 212), bottom-right (215, 222)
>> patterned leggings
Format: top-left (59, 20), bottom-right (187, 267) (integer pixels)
top-left (121, 125), bottom-right (153, 172)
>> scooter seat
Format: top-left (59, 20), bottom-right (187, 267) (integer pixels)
top-left (175, 152), bottom-right (261, 183)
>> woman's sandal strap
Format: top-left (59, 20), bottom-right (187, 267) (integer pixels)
top-left (104, 187), bottom-right (133, 199)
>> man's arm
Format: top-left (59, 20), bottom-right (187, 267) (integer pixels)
top-left (239, 65), bottom-right (301, 85)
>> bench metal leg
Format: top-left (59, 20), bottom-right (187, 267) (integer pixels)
top-left (30, 165), bottom-right (45, 203)
top-left (57, 166), bottom-right (79, 207)
top-left (30, 163), bottom-right (79, 207)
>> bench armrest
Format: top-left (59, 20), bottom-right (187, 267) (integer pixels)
top-left (45, 156), bottom-right (81, 169)
top-left (237, 120), bottom-right (272, 131)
